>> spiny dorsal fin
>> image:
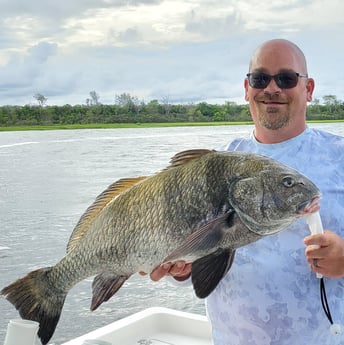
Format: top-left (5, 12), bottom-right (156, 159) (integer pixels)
top-left (66, 176), bottom-right (147, 253)
top-left (66, 149), bottom-right (214, 253)
top-left (169, 149), bottom-right (215, 168)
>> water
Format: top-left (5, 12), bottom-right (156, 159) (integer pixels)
top-left (0, 123), bottom-right (343, 344)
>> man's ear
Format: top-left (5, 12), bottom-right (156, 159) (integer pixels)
top-left (244, 78), bottom-right (249, 101)
top-left (306, 78), bottom-right (315, 102)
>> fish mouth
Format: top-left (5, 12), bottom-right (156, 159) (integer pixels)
top-left (297, 195), bottom-right (321, 215)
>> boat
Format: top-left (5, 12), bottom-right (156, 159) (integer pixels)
top-left (61, 307), bottom-right (212, 345)
top-left (4, 307), bottom-right (212, 345)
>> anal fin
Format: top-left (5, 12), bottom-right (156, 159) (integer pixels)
top-left (91, 273), bottom-right (129, 311)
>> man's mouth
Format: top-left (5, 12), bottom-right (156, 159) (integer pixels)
top-left (261, 100), bottom-right (286, 105)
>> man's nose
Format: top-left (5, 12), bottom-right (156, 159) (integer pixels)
top-left (264, 78), bottom-right (282, 93)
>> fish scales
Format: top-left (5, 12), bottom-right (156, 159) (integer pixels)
top-left (49, 154), bottom-right (231, 286)
top-left (1, 149), bottom-right (321, 345)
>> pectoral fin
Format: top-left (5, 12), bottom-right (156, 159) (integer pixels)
top-left (163, 210), bottom-right (235, 263)
top-left (192, 249), bottom-right (235, 298)
top-left (91, 273), bottom-right (130, 311)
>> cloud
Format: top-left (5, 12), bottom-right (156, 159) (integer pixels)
top-left (0, 42), bottom-right (58, 91)
top-left (0, 0), bottom-right (343, 105)
top-left (0, 0), bottom-right (162, 19)
top-left (28, 41), bottom-right (58, 63)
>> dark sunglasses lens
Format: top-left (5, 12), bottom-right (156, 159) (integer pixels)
top-left (276, 72), bottom-right (298, 88)
top-left (248, 72), bottom-right (299, 89)
top-left (248, 73), bottom-right (271, 88)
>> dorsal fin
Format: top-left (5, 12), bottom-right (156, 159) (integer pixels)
top-left (66, 149), bottom-right (214, 253)
top-left (66, 176), bottom-right (147, 253)
top-left (169, 149), bottom-right (215, 168)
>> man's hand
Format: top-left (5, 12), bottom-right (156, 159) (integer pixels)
top-left (304, 230), bottom-right (344, 278)
top-left (140, 261), bottom-right (192, 281)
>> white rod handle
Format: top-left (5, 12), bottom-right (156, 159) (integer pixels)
top-left (306, 211), bottom-right (324, 278)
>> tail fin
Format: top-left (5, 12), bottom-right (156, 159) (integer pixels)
top-left (1, 267), bottom-right (66, 345)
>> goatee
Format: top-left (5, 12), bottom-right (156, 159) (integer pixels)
top-left (259, 107), bottom-right (290, 130)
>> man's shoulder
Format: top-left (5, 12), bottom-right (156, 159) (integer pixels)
top-left (217, 137), bottom-right (253, 152)
top-left (306, 128), bottom-right (344, 169)
top-left (308, 127), bottom-right (344, 142)
top-left (307, 127), bottom-right (344, 150)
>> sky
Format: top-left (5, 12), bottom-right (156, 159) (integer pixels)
top-left (0, 0), bottom-right (343, 106)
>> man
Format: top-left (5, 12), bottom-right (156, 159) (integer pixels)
top-left (150, 39), bottom-right (344, 344)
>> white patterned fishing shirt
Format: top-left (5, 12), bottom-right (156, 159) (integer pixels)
top-left (207, 127), bottom-right (344, 345)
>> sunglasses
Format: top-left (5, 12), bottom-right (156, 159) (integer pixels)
top-left (246, 71), bottom-right (308, 89)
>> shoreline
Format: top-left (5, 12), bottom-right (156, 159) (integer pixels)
top-left (0, 120), bottom-right (343, 132)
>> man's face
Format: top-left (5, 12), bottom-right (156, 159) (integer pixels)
top-left (244, 42), bottom-right (314, 131)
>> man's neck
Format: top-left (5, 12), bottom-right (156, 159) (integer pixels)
top-left (253, 123), bottom-right (307, 144)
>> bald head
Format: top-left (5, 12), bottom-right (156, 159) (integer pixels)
top-left (244, 38), bottom-right (315, 143)
top-left (249, 39), bottom-right (308, 75)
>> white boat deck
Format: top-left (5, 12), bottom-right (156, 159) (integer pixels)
top-left (61, 307), bottom-right (212, 345)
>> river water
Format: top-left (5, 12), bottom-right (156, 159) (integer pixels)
top-left (1, 123), bottom-right (343, 344)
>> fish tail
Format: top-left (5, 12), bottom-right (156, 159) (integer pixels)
top-left (1, 267), bottom-right (67, 345)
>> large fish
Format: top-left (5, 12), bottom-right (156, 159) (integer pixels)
top-left (1, 149), bottom-right (320, 344)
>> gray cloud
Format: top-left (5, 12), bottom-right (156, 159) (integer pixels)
top-left (1, 42), bottom-right (57, 82)
top-left (0, 0), bottom-right (343, 105)
top-left (114, 28), bottom-right (142, 43)
top-left (0, 0), bottom-right (162, 18)
top-left (28, 42), bottom-right (58, 63)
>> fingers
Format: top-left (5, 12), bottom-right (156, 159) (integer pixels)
top-left (304, 233), bottom-right (327, 271)
top-left (303, 232), bottom-right (329, 248)
top-left (312, 258), bottom-right (319, 268)
top-left (304, 230), bottom-right (344, 278)
top-left (149, 261), bottom-right (191, 282)
top-left (171, 262), bottom-right (192, 281)
top-left (306, 256), bottom-right (324, 269)
top-left (150, 263), bottom-right (173, 281)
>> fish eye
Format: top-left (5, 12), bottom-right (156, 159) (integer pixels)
top-left (283, 176), bottom-right (295, 187)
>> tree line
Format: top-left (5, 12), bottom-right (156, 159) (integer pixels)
top-left (1, 93), bottom-right (343, 127)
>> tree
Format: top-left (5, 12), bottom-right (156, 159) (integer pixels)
top-left (89, 91), bottom-right (100, 105)
top-left (115, 93), bottom-right (142, 114)
top-left (34, 93), bottom-right (47, 107)
top-left (161, 95), bottom-right (171, 116)
top-left (115, 93), bottom-right (132, 109)
top-left (323, 95), bottom-right (339, 114)
top-left (145, 99), bottom-right (161, 114)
